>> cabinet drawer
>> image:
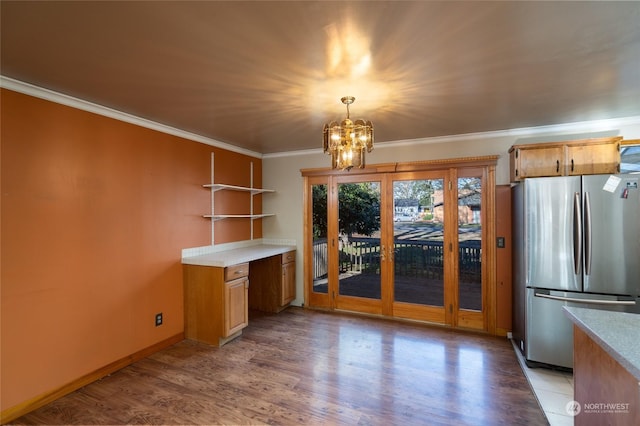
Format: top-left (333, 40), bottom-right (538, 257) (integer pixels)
top-left (281, 250), bottom-right (295, 264)
top-left (225, 263), bottom-right (249, 281)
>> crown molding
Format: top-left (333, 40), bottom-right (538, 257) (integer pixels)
top-left (264, 115), bottom-right (640, 159)
top-left (4, 75), bottom-right (639, 161)
top-left (0, 76), bottom-right (263, 159)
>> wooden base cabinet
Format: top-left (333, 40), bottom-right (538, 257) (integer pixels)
top-left (249, 250), bottom-right (296, 313)
top-left (281, 253), bottom-right (296, 306)
top-left (573, 326), bottom-right (640, 425)
top-left (184, 263), bottom-right (249, 346)
top-left (224, 276), bottom-right (249, 337)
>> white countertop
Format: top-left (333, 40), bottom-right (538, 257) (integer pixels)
top-left (181, 243), bottom-right (296, 267)
top-left (563, 306), bottom-right (640, 380)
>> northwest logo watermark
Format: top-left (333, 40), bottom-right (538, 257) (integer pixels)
top-left (565, 400), bottom-right (630, 416)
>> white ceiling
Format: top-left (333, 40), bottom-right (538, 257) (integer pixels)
top-left (2, 1), bottom-right (640, 155)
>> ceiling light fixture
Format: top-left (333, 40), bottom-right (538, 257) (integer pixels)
top-left (323, 96), bottom-right (374, 171)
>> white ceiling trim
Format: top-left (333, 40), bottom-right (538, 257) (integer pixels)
top-left (264, 116), bottom-right (640, 159)
top-left (3, 75), bottom-right (638, 161)
top-left (0, 76), bottom-right (263, 159)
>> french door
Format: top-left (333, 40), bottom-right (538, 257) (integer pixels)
top-left (390, 171), bottom-right (450, 324)
top-left (306, 174), bottom-right (385, 314)
top-left (304, 160), bottom-right (494, 332)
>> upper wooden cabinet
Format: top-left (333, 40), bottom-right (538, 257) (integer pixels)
top-left (509, 136), bottom-right (622, 182)
top-left (510, 144), bottom-right (565, 181)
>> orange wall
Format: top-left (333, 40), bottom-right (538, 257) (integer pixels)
top-left (0, 89), bottom-right (261, 411)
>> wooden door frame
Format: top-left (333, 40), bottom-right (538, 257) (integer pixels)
top-left (453, 166), bottom-right (496, 332)
top-left (388, 169), bottom-right (451, 326)
top-left (332, 173), bottom-right (387, 316)
top-left (304, 175), bottom-right (331, 309)
top-left (302, 156), bottom-right (498, 334)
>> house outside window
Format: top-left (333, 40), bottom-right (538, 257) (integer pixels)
top-left (621, 144), bottom-right (640, 174)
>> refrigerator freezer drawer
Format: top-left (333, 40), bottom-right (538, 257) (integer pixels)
top-left (525, 289), bottom-right (574, 368)
top-left (524, 289), bottom-right (639, 369)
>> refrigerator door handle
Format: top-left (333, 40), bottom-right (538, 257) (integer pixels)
top-left (584, 191), bottom-right (592, 275)
top-left (534, 292), bottom-right (636, 305)
top-left (573, 192), bottom-right (582, 275)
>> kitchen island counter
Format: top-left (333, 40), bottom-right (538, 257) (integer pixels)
top-left (563, 306), bottom-right (640, 425)
top-left (563, 306), bottom-right (640, 380)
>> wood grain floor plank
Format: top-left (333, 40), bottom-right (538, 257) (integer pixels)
top-left (13, 307), bottom-right (546, 425)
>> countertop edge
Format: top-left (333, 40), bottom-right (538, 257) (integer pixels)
top-left (563, 306), bottom-right (640, 380)
top-left (181, 244), bottom-right (296, 267)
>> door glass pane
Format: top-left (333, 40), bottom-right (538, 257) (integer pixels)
top-left (337, 182), bottom-right (381, 299)
top-left (458, 177), bottom-right (482, 311)
top-left (312, 184), bottom-right (328, 294)
top-left (393, 179), bottom-right (445, 307)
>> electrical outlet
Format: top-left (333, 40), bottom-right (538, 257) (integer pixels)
top-left (155, 312), bottom-right (163, 327)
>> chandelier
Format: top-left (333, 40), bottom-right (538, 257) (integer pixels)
top-left (323, 96), bottom-right (374, 170)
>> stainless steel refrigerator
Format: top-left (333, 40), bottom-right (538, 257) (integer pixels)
top-left (512, 174), bottom-right (640, 369)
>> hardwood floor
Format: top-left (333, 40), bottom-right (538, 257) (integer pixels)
top-left (13, 308), bottom-right (546, 425)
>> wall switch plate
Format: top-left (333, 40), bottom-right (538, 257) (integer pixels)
top-left (496, 236), bottom-right (505, 248)
top-left (155, 312), bottom-right (163, 327)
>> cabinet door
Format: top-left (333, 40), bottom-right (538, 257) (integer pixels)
top-left (281, 261), bottom-right (296, 306)
top-left (224, 277), bottom-right (248, 337)
top-left (512, 146), bottom-right (564, 180)
top-left (566, 142), bottom-right (620, 175)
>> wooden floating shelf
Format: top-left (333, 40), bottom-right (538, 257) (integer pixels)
top-left (203, 183), bottom-right (275, 195)
top-left (203, 214), bottom-right (275, 222)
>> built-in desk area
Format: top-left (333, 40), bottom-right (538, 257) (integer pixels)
top-left (182, 243), bottom-right (296, 346)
